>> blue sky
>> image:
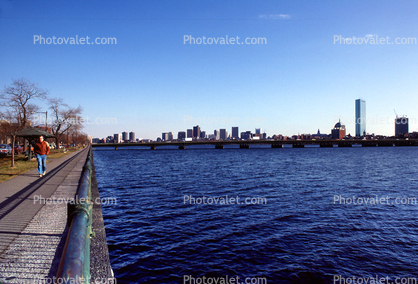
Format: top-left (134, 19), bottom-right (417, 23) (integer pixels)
top-left (1, 0), bottom-right (417, 139)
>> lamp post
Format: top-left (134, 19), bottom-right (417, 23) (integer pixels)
top-left (67, 123), bottom-right (71, 149)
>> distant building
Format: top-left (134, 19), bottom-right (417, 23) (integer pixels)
top-left (193, 125), bottom-right (201, 139)
top-left (161, 132), bottom-right (173, 141)
top-left (273, 134), bottom-right (283, 140)
top-left (214, 130), bottom-right (220, 140)
top-left (187, 129), bottom-right (193, 138)
top-left (395, 116), bottom-right (409, 136)
top-left (312, 129), bottom-right (329, 139)
top-left (331, 120), bottom-right (346, 140)
top-left (92, 138), bottom-right (101, 143)
top-left (114, 133), bottom-right (122, 143)
top-left (129, 132), bottom-right (135, 142)
top-left (220, 129), bottom-right (227, 140)
top-left (122, 131), bottom-right (129, 142)
top-left (241, 131), bottom-right (252, 140)
top-left (178, 131), bottom-right (186, 140)
top-left (355, 99), bottom-right (366, 136)
top-left (255, 128), bottom-right (262, 134)
top-left (232, 127), bottom-right (239, 139)
top-left (200, 131), bottom-right (206, 139)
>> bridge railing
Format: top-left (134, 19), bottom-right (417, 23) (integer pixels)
top-left (56, 146), bottom-right (94, 284)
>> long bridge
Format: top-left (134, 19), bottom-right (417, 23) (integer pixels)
top-left (92, 138), bottom-right (418, 150)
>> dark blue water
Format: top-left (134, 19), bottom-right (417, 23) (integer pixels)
top-left (93, 146), bottom-right (418, 284)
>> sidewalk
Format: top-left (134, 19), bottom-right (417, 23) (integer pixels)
top-left (0, 147), bottom-right (89, 283)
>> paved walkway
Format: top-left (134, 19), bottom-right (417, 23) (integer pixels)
top-left (0, 147), bottom-right (89, 283)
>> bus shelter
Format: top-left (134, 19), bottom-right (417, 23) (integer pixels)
top-left (16, 127), bottom-right (55, 161)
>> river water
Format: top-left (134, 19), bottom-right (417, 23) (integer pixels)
top-left (93, 146), bottom-right (418, 284)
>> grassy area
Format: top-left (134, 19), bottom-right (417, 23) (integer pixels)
top-left (0, 147), bottom-right (82, 183)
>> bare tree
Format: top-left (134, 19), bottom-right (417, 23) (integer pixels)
top-left (0, 110), bottom-right (23, 167)
top-left (0, 78), bottom-right (48, 128)
top-left (68, 124), bottom-right (88, 145)
top-left (0, 78), bottom-right (48, 167)
top-left (49, 98), bottom-right (83, 151)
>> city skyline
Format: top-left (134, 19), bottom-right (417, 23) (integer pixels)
top-left (95, 98), bottom-right (413, 141)
top-left (1, 1), bottom-right (418, 139)
top-left (100, 114), bottom-right (412, 143)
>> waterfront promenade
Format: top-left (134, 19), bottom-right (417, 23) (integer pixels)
top-left (0, 147), bottom-right (113, 283)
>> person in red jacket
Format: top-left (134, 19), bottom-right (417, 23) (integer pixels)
top-left (34, 135), bottom-right (50, 177)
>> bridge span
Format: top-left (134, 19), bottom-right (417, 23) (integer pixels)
top-left (92, 139), bottom-right (418, 150)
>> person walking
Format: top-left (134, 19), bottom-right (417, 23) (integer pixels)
top-left (34, 135), bottom-right (50, 177)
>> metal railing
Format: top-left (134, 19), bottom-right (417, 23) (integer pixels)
top-left (56, 146), bottom-right (94, 284)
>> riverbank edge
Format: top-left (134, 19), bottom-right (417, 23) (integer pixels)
top-left (90, 152), bottom-right (115, 282)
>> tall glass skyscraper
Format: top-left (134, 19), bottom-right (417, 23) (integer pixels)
top-left (355, 99), bottom-right (366, 136)
top-left (232, 127), bottom-right (239, 138)
top-left (395, 116), bottom-right (409, 136)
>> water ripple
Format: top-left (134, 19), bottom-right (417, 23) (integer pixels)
top-left (94, 147), bottom-right (418, 284)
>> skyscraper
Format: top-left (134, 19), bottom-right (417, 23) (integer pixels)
top-left (122, 131), bottom-right (129, 141)
top-left (114, 133), bottom-right (122, 143)
top-left (395, 116), bottom-right (409, 136)
top-left (232, 127), bottom-right (239, 139)
top-left (129, 132), bottom-right (135, 142)
top-left (220, 129), bottom-right (227, 140)
top-left (193, 125), bottom-right (201, 139)
top-left (187, 129), bottom-right (193, 138)
top-left (178, 131), bottom-right (186, 140)
top-left (355, 99), bottom-right (366, 137)
top-left (214, 130), bottom-right (220, 140)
